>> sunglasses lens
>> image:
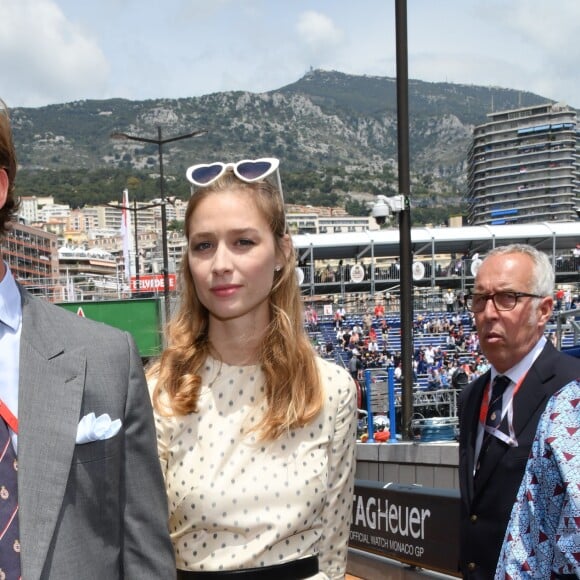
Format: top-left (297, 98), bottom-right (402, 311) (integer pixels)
top-left (236, 160), bottom-right (273, 181)
top-left (191, 164), bottom-right (223, 185)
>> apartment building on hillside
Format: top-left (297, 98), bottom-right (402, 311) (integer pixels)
top-left (5, 223), bottom-right (59, 300)
top-left (467, 102), bottom-right (580, 225)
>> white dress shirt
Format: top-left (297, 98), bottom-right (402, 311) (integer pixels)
top-left (475, 336), bottom-right (547, 460)
top-left (0, 263), bottom-right (22, 449)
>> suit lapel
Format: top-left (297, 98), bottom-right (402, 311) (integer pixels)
top-left (512, 344), bottom-right (556, 437)
top-left (17, 291), bottom-right (86, 580)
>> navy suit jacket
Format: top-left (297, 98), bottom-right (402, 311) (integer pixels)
top-left (458, 341), bottom-right (580, 579)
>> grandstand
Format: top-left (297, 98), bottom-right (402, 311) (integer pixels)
top-left (294, 221), bottom-right (579, 300)
top-left (297, 221), bottom-right (579, 430)
top-left (307, 303), bottom-right (579, 435)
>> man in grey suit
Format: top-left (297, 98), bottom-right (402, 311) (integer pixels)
top-left (0, 103), bottom-right (175, 578)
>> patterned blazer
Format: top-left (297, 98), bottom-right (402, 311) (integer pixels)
top-left (496, 378), bottom-right (580, 578)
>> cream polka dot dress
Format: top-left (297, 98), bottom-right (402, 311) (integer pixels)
top-left (153, 356), bottom-right (357, 579)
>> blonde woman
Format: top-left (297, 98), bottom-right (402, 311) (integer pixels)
top-left (149, 158), bottom-right (357, 579)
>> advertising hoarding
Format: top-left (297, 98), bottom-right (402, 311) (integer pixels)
top-left (58, 298), bottom-right (163, 357)
top-left (350, 480), bottom-right (461, 577)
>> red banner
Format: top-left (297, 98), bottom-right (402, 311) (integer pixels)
top-left (130, 274), bottom-right (177, 293)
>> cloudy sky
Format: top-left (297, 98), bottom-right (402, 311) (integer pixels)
top-left (2, 0), bottom-right (579, 109)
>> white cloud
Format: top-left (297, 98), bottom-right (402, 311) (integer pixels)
top-left (487, 0), bottom-right (580, 54)
top-left (296, 11), bottom-right (343, 50)
top-left (178, 0), bottom-right (237, 20)
top-left (0, 0), bottom-right (109, 107)
top-left (470, 0), bottom-right (580, 104)
top-left (2, 0), bottom-right (580, 109)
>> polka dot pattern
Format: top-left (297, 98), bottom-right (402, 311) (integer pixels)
top-left (153, 357), bottom-right (357, 578)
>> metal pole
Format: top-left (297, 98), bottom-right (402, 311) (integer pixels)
top-left (115, 261), bottom-right (121, 299)
top-left (110, 127), bottom-right (207, 323)
top-left (133, 199), bottom-right (140, 294)
top-left (388, 366), bottom-right (397, 443)
top-left (395, 0), bottom-right (414, 440)
top-left (157, 126), bottom-right (171, 323)
top-left (364, 369), bottom-right (375, 443)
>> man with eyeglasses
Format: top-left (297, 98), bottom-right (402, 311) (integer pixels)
top-left (457, 243), bottom-right (580, 579)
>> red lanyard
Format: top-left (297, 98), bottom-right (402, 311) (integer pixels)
top-left (0, 399), bottom-right (18, 434)
top-left (479, 373), bottom-right (526, 425)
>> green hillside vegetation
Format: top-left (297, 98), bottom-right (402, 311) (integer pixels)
top-left (10, 69), bottom-right (554, 225)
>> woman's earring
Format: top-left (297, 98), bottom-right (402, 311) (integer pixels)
top-left (275, 265), bottom-right (281, 272)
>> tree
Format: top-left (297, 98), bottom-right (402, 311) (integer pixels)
top-left (168, 219), bottom-right (184, 233)
top-left (344, 197), bottom-right (369, 217)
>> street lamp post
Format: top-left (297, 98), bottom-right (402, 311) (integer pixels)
top-left (111, 126), bottom-right (207, 322)
top-left (395, 0), bottom-right (414, 440)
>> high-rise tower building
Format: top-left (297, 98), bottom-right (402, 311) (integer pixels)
top-left (467, 103), bottom-right (579, 225)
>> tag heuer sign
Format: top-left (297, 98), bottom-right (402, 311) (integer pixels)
top-left (350, 264), bottom-right (365, 283)
top-left (350, 481), bottom-right (460, 576)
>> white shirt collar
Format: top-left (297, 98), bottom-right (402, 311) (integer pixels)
top-left (0, 263), bottom-right (22, 332)
top-left (491, 335), bottom-right (547, 385)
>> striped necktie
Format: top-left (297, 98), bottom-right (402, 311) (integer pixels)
top-left (477, 374), bottom-right (511, 473)
top-left (0, 417), bottom-right (20, 579)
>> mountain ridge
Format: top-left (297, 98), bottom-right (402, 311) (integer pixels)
top-left (9, 69), bottom-right (556, 221)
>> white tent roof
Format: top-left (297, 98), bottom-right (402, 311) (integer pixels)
top-left (293, 221), bottom-right (579, 261)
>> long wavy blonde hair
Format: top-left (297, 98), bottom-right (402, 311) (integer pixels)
top-left (150, 170), bottom-right (324, 440)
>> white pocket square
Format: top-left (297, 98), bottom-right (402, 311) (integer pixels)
top-left (76, 412), bottom-right (122, 444)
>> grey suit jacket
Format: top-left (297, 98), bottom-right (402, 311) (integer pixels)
top-left (17, 288), bottom-right (175, 579)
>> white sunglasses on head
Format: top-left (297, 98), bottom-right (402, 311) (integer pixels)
top-left (186, 157), bottom-right (286, 229)
top-left (186, 157), bottom-right (283, 197)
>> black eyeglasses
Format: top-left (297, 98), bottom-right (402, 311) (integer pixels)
top-left (469, 291), bottom-right (544, 313)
